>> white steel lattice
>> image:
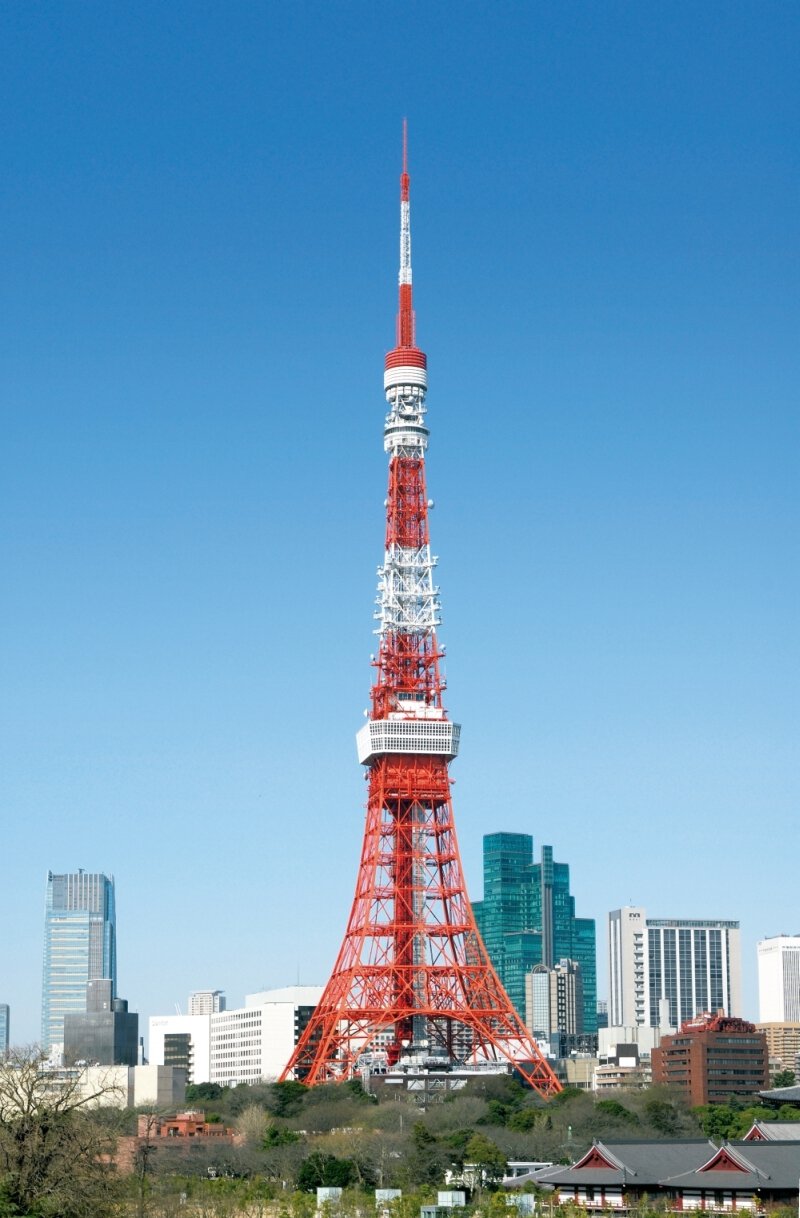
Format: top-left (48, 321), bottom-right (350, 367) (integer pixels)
top-left (374, 545), bottom-right (440, 634)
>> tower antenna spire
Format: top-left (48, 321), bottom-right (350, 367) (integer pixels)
top-left (397, 120), bottom-right (414, 348)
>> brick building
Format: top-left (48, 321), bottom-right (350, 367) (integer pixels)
top-left (651, 1013), bottom-right (768, 1105)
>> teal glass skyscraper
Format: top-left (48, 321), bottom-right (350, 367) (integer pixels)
top-left (473, 833), bottom-right (597, 1034)
top-left (41, 870), bottom-right (116, 1053)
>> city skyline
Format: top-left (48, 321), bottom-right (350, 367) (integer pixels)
top-left (1, 3), bottom-right (798, 1043)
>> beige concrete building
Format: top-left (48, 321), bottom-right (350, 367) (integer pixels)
top-left (756, 1022), bottom-right (800, 1077)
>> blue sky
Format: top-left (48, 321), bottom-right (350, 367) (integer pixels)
top-left (1, 2), bottom-right (797, 1045)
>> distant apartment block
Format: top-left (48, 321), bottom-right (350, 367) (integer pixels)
top-left (42, 870), bottom-right (117, 1053)
top-left (756, 1022), bottom-right (800, 1077)
top-left (188, 989), bottom-right (226, 1015)
top-left (758, 936), bottom-right (800, 1022)
top-left (0, 1005), bottom-right (8, 1056)
top-left (608, 907), bottom-right (741, 1028)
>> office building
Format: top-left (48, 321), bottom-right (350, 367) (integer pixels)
top-left (608, 907), bottom-right (741, 1029)
top-left (525, 959), bottom-right (583, 1041)
top-left (41, 870), bottom-right (116, 1053)
top-left (651, 1012), bottom-right (768, 1105)
top-left (150, 985), bottom-right (322, 1086)
top-left (0, 1005), bottom-right (8, 1056)
top-left (64, 980), bottom-right (138, 1067)
top-left (210, 986), bottom-right (322, 1085)
top-left (758, 936), bottom-right (800, 1022)
top-left (473, 834), bottom-right (597, 1032)
top-left (149, 1013), bottom-right (212, 1084)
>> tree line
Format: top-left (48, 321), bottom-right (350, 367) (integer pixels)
top-left (2, 1050), bottom-right (799, 1217)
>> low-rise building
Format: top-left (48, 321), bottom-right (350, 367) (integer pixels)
top-left (78, 1064), bottom-right (187, 1108)
top-left (593, 1060), bottom-right (651, 1091)
top-left (525, 1139), bottom-right (800, 1211)
top-left (137, 1110), bottom-right (232, 1139)
top-left (744, 1120), bottom-right (800, 1141)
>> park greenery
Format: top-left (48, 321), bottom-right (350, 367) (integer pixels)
top-left (1, 1054), bottom-right (799, 1217)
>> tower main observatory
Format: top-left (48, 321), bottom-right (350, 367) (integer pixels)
top-left (281, 126), bottom-right (560, 1099)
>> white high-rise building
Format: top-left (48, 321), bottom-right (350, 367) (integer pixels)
top-left (758, 936), bottom-right (800, 1022)
top-left (609, 907), bottom-right (741, 1028)
top-left (609, 908), bottom-right (648, 1027)
top-left (525, 960), bottom-right (583, 1040)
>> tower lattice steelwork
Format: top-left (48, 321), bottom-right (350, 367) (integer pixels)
top-left (281, 127), bottom-right (560, 1097)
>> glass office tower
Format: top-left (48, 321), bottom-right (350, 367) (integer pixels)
top-left (473, 833), bottom-right (597, 1034)
top-left (41, 870), bottom-right (116, 1053)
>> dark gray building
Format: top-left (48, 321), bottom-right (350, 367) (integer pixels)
top-left (63, 980), bottom-right (138, 1067)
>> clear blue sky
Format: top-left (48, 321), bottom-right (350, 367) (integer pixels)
top-left (1, 2), bottom-right (797, 1045)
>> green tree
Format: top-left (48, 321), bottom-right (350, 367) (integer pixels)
top-left (464, 1132), bottom-right (507, 1191)
top-left (479, 1099), bottom-right (513, 1126)
top-left (643, 1096), bottom-right (684, 1136)
top-left (694, 1104), bottom-right (739, 1140)
top-left (265, 1123), bottom-right (301, 1146)
top-left (773, 1070), bottom-right (796, 1088)
top-left (595, 1099), bottom-right (639, 1126)
top-left (296, 1151), bottom-right (359, 1191)
top-left (270, 1080), bottom-right (309, 1118)
top-left (185, 1081), bottom-right (224, 1102)
top-left (405, 1121), bottom-right (447, 1187)
top-left (507, 1108), bottom-right (551, 1133)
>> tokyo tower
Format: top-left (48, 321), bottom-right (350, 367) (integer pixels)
top-left (281, 127), bottom-right (560, 1098)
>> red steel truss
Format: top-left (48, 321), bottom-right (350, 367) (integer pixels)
top-left (281, 127), bottom-right (560, 1098)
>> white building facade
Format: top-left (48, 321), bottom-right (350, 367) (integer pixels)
top-left (526, 960), bottom-right (583, 1040)
top-left (758, 936), bottom-right (800, 1022)
top-left (609, 908), bottom-right (741, 1029)
top-left (148, 1013), bottom-right (212, 1084)
top-left (210, 986), bottom-right (322, 1086)
top-left (150, 986), bottom-right (323, 1087)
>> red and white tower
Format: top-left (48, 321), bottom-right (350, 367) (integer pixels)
top-left (282, 126), bottom-right (560, 1098)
